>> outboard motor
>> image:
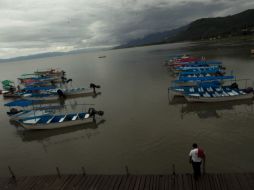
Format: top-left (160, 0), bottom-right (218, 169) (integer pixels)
top-left (230, 82), bottom-right (239, 89)
top-left (215, 71), bottom-right (223, 76)
top-left (66, 79), bottom-right (73, 83)
top-left (243, 87), bottom-right (254, 93)
top-left (61, 76), bottom-right (67, 83)
top-left (219, 65), bottom-right (226, 70)
top-left (7, 108), bottom-right (22, 116)
top-left (61, 70), bottom-right (66, 76)
top-left (57, 89), bottom-right (66, 99)
top-left (88, 108), bottom-right (104, 122)
top-left (9, 86), bottom-right (15, 94)
top-left (88, 108), bottom-right (104, 116)
top-left (90, 83), bottom-right (101, 94)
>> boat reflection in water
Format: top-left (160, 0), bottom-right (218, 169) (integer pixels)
top-left (14, 119), bottom-right (105, 142)
top-left (170, 96), bottom-right (254, 119)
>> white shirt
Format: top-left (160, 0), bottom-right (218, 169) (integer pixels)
top-left (189, 148), bottom-right (202, 162)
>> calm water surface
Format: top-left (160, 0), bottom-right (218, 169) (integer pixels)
top-left (0, 41), bottom-right (254, 176)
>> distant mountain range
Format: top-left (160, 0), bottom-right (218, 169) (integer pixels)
top-left (0, 47), bottom-right (109, 63)
top-left (117, 9), bottom-right (254, 48)
top-left (1, 9), bottom-right (254, 62)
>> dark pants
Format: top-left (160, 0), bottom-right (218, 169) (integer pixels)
top-left (192, 161), bottom-right (202, 179)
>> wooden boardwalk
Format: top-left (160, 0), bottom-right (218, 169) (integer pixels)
top-left (0, 173), bottom-right (254, 190)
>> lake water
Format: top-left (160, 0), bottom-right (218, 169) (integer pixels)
top-left (0, 40), bottom-right (254, 176)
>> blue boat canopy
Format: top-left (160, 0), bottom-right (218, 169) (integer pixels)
top-left (179, 68), bottom-right (220, 75)
top-left (175, 65), bottom-right (220, 71)
top-left (4, 100), bottom-right (41, 107)
top-left (176, 75), bottom-right (234, 82)
top-left (23, 86), bottom-right (56, 91)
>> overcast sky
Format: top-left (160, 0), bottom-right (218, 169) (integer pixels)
top-left (0, 0), bottom-right (253, 58)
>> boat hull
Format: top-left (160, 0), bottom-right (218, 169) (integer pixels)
top-left (185, 93), bottom-right (253, 102)
top-left (20, 117), bottom-right (94, 130)
top-left (3, 92), bottom-right (22, 98)
top-left (9, 110), bottom-right (49, 121)
top-left (22, 89), bottom-right (95, 101)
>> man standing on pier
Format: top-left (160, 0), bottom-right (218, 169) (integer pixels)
top-left (189, 143), bottom-right (206, 180)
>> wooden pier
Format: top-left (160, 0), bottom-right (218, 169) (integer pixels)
top-left (0, 173), bottom-right (254, 190)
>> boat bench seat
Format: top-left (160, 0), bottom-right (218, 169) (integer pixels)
top-left (64, 114), bottom-right (77, 121)
top-left (72, 114), bottom-right (78, 121)
top-left (50, 115), bottom-right (65, 123)
top-left (232, 90), bottom-right (239, 95)
top-left (228, 92), bottom-right (237, 96)
top-left (59, 115), bottom-right (66, 122)
top-left (37, 115), bottom-right (54, 124)
top-left (78, 113), bottom-right (86, 119)
top-left (239, 91), bottom-right (246, 95)
top-left (46, 116), bottom-right (54, 124)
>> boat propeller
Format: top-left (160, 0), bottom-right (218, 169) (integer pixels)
top-left (7, 108), bottom-right (23, 116)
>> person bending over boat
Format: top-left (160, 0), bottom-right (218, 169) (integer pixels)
top-left (189, 143), bottom-right (206, 180)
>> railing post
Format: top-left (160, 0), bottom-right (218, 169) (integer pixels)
top-left (82, 167), bottom-right (86, 176)
top-left (171, 164), bottom-right (176, 186)
top-left (172, 164), bottom-right (176, 175)
top-left (56, 167), bottom-right (61, 178)
top-left (125, 165), bottom-right (130, 176)
top-left (8, 166), bottom-right (16, 181)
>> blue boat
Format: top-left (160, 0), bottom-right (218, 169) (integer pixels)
top-left (184, 86), bottom-right (254, 102)
top-left (173, 75), bottom-right (234, 86)
top-left (178, 67), bottom-right (223, 76)
top-left (5, 99), bottom-right (62, 120)
top-left (172, 65), bottom-right (222, 73)
top-left (169, 81), bottom-right (221, 97)
top-left (18, 108), bottom-right (104, 130)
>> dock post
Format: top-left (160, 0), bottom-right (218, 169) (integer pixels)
top-left (56, 167), bottom-right (61, 178)
top-left (171, 164), bottom-right (176, 186)
top-left (125, 165), bottom-right (130, 176)
top-left (168, 89), bottom-right (171, 103)
top-left (82, 167), bottom-right (86, 176)
top-left (172, 164), bottom-right (176, 175)
top-left (8, 166), bottom-right (16, 181)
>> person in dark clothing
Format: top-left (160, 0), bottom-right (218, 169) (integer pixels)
top-left (189, 143), bottom-right (206, 180)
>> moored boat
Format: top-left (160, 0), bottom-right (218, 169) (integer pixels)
top-left (184, 86), bottom-right (254, 102)
top-left (8, 110), bottom-right (50, 121)
top-left (169, 81), bottom-right (221, 97)
top-left (18, 108), bottom-right (104, 130)
top-left (22, 87), bottom-right (97, 101)
top-left (172, 75), bottom-right (234, 87)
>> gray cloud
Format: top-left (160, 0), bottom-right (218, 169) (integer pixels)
top-left (0, 0), bottom-right (253, 58)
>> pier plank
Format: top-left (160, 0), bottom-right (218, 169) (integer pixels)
top-left (136, 175), bottom-right (146, 190)
top-left (0, 173), bottom-right (254, 190)
top-left (61, 175), bottom-right (85, 190)
top-left (144, 175), bottom-right (152, 190)
top-left (77, 175), bottom-right (95, 189)
top-left (106, 175), bottom-right (120, 190)
top-left (97, 175), bottom-right (111, 190)
top-left (113, 175), bottom-right (125, 190)
top-left (86, 175), bottom-right (101, 189)
top-left (118, 175), bottom-right (128, 190)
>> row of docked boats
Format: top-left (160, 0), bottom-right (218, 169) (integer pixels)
top-left (167, 55), bottom-right (254, 102)
top-left (1, 70), bottom-right (100, 101)
top-left (2, 68), bottom-right (104, 130)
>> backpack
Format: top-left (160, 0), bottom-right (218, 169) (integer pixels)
top-left (197, 148), bottom-right (205, 158)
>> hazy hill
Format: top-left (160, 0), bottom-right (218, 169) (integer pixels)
top-left (118, 9), bottom-right (254, 48)
top-left (116, 26), bottom-right (187, 48)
